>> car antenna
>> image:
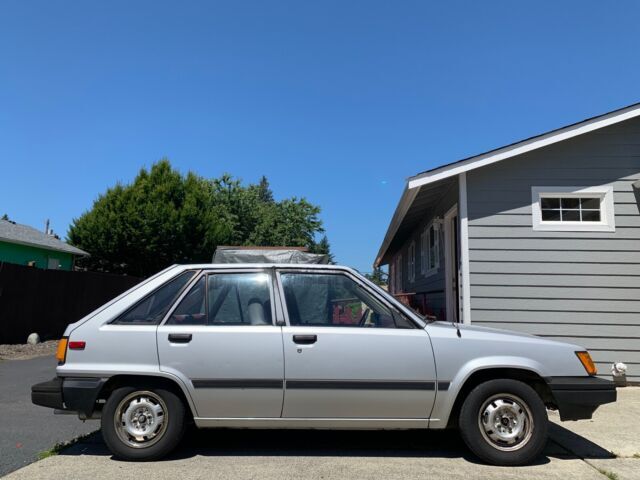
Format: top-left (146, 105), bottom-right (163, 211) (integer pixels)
top-left (452, 317), bottom-right (461, 337)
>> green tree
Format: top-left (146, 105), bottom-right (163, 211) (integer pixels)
top-left (68, 159), bottom-right (330, 276)
top-left (365, 266), bottom-right (387, 287)
top-left (1, 213), bottom-right (9, 221)
top-left (309, 235), bottom-right (335, 263)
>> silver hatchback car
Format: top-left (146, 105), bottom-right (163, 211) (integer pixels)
top-left (32, 264), bottom-right (616, 465)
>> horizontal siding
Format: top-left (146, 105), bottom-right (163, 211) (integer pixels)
top-left (472, 297), bottom-right (640, 312)
top-left (470, 213), bottom-right (640, 227)
top-left (588, 351), bottom-right (640, 364)
top-left (466, 116), bottom-right (640, 383)
top-left (469, 225), bottom-right (640, 239)
top-left (472, 273), bottom-right (640, 288)
top-left (471, 261), bottom-right (640, 275)
top-left (472, 238), bottom-right (640, 251)
top-left (471, 309), bottom-right (639, 325)
top-left (472, 285), bottom-right (640, 301)
top-left (470, 250), bottom-right (640, 263)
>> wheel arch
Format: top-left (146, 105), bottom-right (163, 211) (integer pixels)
top-left (444, 367), bottom-right (555, 428)
top-left (97, 374), bottom-right (197, 420)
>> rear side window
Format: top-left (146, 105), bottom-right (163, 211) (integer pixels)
top-left (166, 272), bottom-right (273, 326)
top-left (113, 271), bottom-right (196, 325)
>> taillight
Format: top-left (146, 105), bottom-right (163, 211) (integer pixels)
top-left (68, 341), bottom-right (86, 350)
top-left (56, 338), bottom-right (68, 365)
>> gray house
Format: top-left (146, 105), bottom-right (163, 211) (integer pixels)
top-left (375, 102), bottom-right (640, 383)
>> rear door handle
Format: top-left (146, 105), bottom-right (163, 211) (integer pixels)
top-left (293, 334), bottom-right (317, 345)
top-left (168, 333), bottom-right (192, 344)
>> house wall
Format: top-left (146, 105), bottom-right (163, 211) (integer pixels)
top-left (390, 182), bottom-right (458, 320)
top-left (0, 240), bottom-right (74, 270)
top-left (466, 116), bottom-right (640, 382)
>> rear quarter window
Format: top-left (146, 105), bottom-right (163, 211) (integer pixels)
top-left (112, 271), bottom-right (196, 325)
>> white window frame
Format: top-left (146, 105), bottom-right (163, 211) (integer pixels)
top-left (531, 185), bottom-right (615, 232)
top-left (408, 241), bottom-right (416, 283)
top-left (421, 221), bottom-right (440, 277)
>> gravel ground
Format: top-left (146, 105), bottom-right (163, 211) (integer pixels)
top-left (0, 340), bottom-right (58, 361)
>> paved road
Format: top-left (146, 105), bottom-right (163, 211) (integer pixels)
top-left (0, 356), bottom-right (98, 477)
top-left (2, 425), bottom-right (629, 480)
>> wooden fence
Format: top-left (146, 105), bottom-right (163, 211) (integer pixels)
top-left (0, 262), bottom-right (141, 344)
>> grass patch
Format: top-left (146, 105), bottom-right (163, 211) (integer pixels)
top-left (597, 469), bottom-right (619, 480)
top-left (36, 432), bottom-right (95, 460)
top-left (37, 442), bottom-right (66, 460)
top-left (633, 453), bottom-right (640, 459)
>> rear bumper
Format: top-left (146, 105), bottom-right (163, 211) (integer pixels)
top-left (547, 376), bottom-right (616, 421)
top-left (31, 377), bottom-right (65, 410)
top-left (32, 377), bottom-right (106, 418)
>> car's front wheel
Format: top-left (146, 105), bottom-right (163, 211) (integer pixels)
top-left (101, 386), bottom-right (186, 460)
top-left (458, 379), bottom-right (548, 466)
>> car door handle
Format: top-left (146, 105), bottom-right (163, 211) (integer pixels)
top-left (168, 333), bottom-right (192, 344)
top-left (293, 334), bottom-right (317, 345)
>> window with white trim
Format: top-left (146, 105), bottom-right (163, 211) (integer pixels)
top-left (421, 222), bottom-right (440, 275)
top-left (408, 241), bottom-right (416, 282)
top-left (532, 186), bottom-right (615, 232)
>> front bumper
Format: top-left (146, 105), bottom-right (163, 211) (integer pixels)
top-left (32, 377), bottom-right (106, 418)
top-left (547, 376), bottom-right (616, 421)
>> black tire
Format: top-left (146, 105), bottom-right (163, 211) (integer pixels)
top-left (101, 386), bottom-right (186, 461)
top-left (458, 379), bottom-right (548, 466)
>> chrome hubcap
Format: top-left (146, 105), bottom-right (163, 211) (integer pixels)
top-left (114, 391), bottom-right (168, 448)
top-left (478, 393), bottom-right (533, 451)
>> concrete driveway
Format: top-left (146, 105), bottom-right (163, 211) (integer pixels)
top-left (4, 387), bottom-right (640, 479)
top-left (0, 356), bottom-right (98, 476)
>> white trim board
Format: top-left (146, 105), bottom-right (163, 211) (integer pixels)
top-left (458, 173), bottom-right (471, 325)
top-left (408, 102), bottom-right (640, 190)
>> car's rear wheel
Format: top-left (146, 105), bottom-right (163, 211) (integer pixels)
top-left (101, 386), bottom-right (186, 460)
top-left (458, 379), bottom-right (548, 466)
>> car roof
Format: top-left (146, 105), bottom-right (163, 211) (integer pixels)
top-left (171, 263), bottom-right (358, 273)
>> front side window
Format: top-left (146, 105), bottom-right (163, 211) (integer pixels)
top-left (532, 186), bottom-right (615, 232)
top-left (167, 272), bottom-right (273, 326)
top-left (113, 271), bottom-right (196, 325)
top-left (281, 272), bottom-right (414, 329)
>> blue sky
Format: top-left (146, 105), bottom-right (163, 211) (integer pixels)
top-left (1, 1), bottom-right (640, 273)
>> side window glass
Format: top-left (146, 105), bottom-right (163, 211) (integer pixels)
top-left (167, 276), bottom-right (207, 325)
top-left (113, 271), bottom-right (195, 325)
top-left (208, 273), bottom-right (272, 325)
top-left (281, 273), bottom-right (414, 329)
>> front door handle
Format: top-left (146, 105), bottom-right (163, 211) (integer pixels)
top-left (293, 334), bottom-right (317, 345)
top-left (168, 333), bottom-right (192, 344)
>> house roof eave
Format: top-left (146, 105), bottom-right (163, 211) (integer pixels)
top-left (408, 101), bottom-right (640, 190)
top-left (374, 184), bottom-right (419, 268)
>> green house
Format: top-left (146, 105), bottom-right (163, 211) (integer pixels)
top-left (0, 219), bottom-right (89, 270)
